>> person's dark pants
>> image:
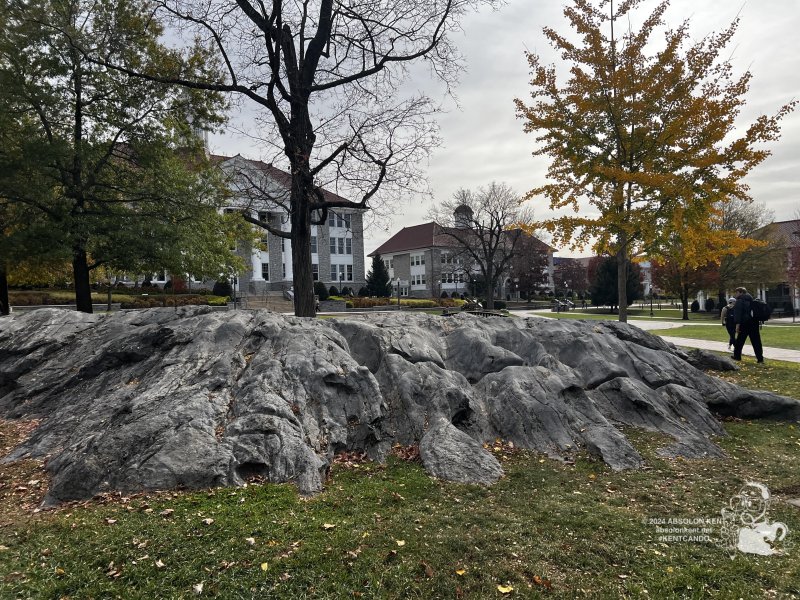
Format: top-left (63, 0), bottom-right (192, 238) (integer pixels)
top-left (733, 320), bottom-right (763, 362)
top-left (725, 323), bottom-right (736, 346)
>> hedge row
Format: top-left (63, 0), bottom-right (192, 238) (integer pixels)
top-left (344, 297), bottom-right (466, 309)
top-left (8, 292), bottom-right (67, 306)
top-left (120, 295), bottom-right (228, 309)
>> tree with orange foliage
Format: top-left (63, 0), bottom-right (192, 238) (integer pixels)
top-left (515, 0), bottom-right (795, 322)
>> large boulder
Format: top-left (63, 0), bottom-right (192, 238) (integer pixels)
top-left (420, 418), bottom-right (503, 485)
top-left (0, 308), bottom-right (797, 505)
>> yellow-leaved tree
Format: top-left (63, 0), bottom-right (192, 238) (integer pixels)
top-left (514, 0), bottom-right (795, 322)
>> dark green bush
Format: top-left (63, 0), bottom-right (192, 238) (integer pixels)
top-left (329, 285), bottom-right (339, 297)
top-left (139, 283), bottom-right (162, 294)
top-left (212, 280), bottom-right (233, 298)
top-left (691, 300), bottom-right (700, 312)
top-left (358, 286), bottom-right (369, 297)
top-left (314, 281), bottom-right (329, 301)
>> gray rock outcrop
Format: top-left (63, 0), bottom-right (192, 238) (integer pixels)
top-left (1, 307), bottom-right (797, 505)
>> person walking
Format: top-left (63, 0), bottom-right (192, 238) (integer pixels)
top-left (732, 287), bottom-right (764, 363)
top-left (721, 297), bottom-right (737, 349)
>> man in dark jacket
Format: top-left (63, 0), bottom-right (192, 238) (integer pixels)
top-left (732, 286), bottom-right (764, 363)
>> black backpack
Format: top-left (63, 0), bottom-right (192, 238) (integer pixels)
top-left (751, 299), bottom-right (773, 323)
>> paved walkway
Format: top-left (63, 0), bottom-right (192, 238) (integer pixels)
top-left (512, 310), bottom-right (800, 364)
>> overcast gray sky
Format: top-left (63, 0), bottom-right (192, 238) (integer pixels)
top-left (209, 0), bottom-right (800, 258)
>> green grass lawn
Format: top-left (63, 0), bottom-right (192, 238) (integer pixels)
top-left (2, 399), bottom-right (800, 598)
top-left (646, 324), bottom-right (800, 351)
top-left (713, 358), bottom-right (800, 400)
top-left (536, 307), bottom-right (723, 322)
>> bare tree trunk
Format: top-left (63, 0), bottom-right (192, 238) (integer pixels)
top-left (616, 246), bottom-right (628, 323)
top-left (72, 243), bottom-right (93, 313)
top-left (485, 266), bottom-right (495, 309)
top-left (290, 183), bottom-right (315, 318)
top-left (0, 264), bottom-right (9, 316)
top-left (681, 282), bottom-right (689, 320)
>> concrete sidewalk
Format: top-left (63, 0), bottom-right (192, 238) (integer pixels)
top-left (513, 311), bottom-right (800, 364)
top-left (657, 336), bottom-right (800, 363)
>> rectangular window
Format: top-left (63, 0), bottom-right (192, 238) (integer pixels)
top-left (331, 265), bottom-right (337, 281)
top-left (337, 214), bottom-right (344, 228)
top-left (282, 264), bottom-right (286, 279)
top-left (420, 255), bottom-right (425, 266)
top-left (312, 263), bottom-right (319, 281)
top-left (344, 213), bottom-right (351, 229)
top-left (328, 211), bottom-right (336, 227)
top-left (346, 264), bottom-right (353, 281)
top-left (258, 211), bottom-right (268, 223)
top-left (330, 237), bottom-right (337, 254)
top-left (345, 238), bottom-right (352, 255)
top-left (311, 236), bottom-right (317, 254)
top-left (338, 238), bottom-right (344, 254)
top-left (261, 263), bottom-right (269, 281)
top-left (281, 238), bottom-right (286, 253)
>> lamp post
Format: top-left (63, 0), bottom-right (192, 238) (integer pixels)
top-left (396, 277), bottom-right (401, 308)
top-left (339, 272), bottom-right (344, 295)
top-left (232, 273), bottom-right (238, 309)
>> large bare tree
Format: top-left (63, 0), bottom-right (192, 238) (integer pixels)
top-left (429, 182), bottom-right (535, 309)
top-left (88, 0), bottom-right (495, 316)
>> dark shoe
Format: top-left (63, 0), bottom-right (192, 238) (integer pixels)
top-left (757, 358), bottom-right (764, 363)
top-left (731, 355), bottom-right (741, 361)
